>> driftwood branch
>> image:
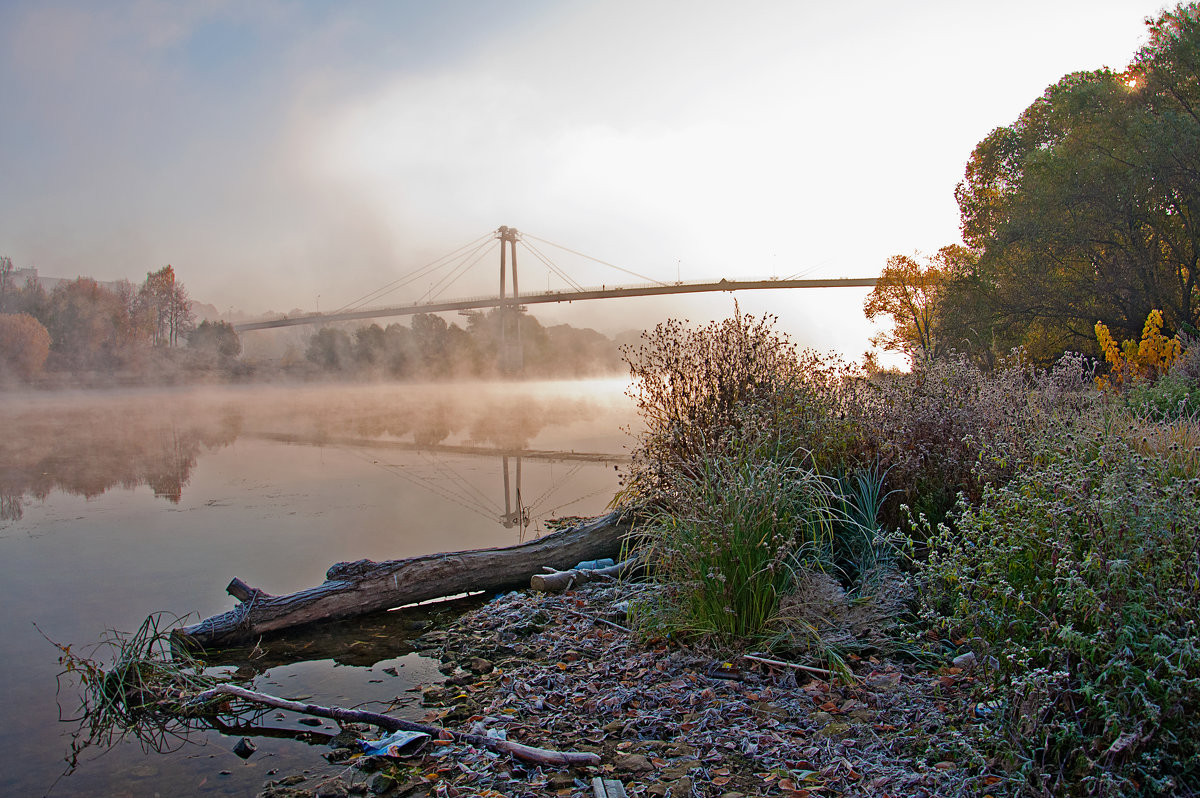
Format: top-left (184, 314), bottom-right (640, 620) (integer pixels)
top-left (743, 652), bottom-right (834, 679)
top-left (176, 512), bottom-right (634, 647)
top-left (191, 684), bottom-right (600, 767)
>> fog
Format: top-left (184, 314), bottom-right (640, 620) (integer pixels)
top-left (0, 380), bottom-right (634, 523)
top-left (0, 1), bottom-right (1167, 361)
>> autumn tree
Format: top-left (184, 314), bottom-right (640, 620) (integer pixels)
top-left (0, 313), bottom-right (52, 380)
top-left (138, 265), bottom-right (193, 347)
top-left (45, 278), bottom-right (135, 370)
top-left (951, 3), bottom-right (1200, 359)
top-left (864, 246), bottom-right (968, 364)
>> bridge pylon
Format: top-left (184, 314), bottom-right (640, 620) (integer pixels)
top-left (496, 226), bottom-right (524, 373)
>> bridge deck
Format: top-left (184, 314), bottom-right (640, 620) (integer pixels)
top-left (235, 277), bottom-right (878, 332)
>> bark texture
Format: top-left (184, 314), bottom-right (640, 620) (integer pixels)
top-left (176, 512), bottom-right (632, 646)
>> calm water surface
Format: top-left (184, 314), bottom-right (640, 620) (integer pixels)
top-left (0, 379), bottom-right (636, 797)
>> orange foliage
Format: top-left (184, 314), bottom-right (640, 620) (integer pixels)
top-left (1094, 309), bottom-right (1182, 391)
top-left (0, 312), bottom-right (51, 380)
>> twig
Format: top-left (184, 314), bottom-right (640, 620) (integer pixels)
top-left (561, 607), bottom-right (633, 634)
top-left (743, 653), bottom-right (833, 679)
top-left (189, 684), bottom-right (600, 767)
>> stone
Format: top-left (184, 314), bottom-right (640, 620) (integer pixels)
top-left (546, 771), bottom-right (577, 789)
top-left (952, 651), bottom-right (977, 671)
top-left (465, 657), bottom-right (495, 675)
top-left (668, 777), bottom-right (693, 796)
top-left (420, 685), bottom-right (446, 705)
top-left (865, 672), bottom-right (902, 691)
top-left (367, 772), bottom-right (395, 795)
top-left (613, 752), bottom-right (654, 773)
top-left (815, 721), bottom-right (852, 739)
top-left (324, 747), bottom-right (355, 763)
top-left (660, 760), bottom-right (699, 780)
top-left (752, 700), bottom-right (789, 721)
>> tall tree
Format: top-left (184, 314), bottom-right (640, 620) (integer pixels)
top-left (864, 247), bottom-right (966, 364)
top-left (952, 3), bottom-right (1200, 359)
top-left (138, 266), bottom-right (194, 347)
top-left (45, 279), bottom-right (132, 369)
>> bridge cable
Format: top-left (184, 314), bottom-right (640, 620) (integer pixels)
top-left (424, 239), bottom-right (498, 303)
top-left (347, 235), bottom-right (495, 311)
top-left (519, 239), bottom-right (586, 293)
top-left (522, 234), bottom-right (669, 287)
top-left (335, 446), bottom-right (502, 523)
top-left (331, 232), bottom-right (494, 314)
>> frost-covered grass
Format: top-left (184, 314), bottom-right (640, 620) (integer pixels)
top-left (622, 310), bottom-right (1200, 796)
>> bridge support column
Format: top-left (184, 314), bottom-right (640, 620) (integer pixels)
top-left (497, 226), bottom-right (523, 374)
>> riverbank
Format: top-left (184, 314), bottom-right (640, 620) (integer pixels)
top-left (259, 580), bottom-right (992, 798)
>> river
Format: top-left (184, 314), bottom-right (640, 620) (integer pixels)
top-left (0, 379), bottom-right (637, 797)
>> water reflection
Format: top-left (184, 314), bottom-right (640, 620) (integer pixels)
top-left (0, 380), bottom-right (635, 798)
top-left (0, 382), bottom-right (630, 528)
top-left (0, 397), bottom-right (242, 521)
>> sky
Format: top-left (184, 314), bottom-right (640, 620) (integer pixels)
top-left (0, 0), bottom-right (1174, 361)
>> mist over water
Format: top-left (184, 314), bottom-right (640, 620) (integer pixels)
top-left (0, 378), bottom-right (636, 797)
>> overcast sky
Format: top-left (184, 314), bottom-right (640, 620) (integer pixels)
top-left (0, 0), bottom-right (1171, 359)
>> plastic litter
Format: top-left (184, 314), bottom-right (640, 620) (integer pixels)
top-left (359, 729), bottom-right (431, 758)
top-left (573, 558), bottom-right (615, 571)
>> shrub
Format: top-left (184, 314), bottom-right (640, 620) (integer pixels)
top-left (1095, 310), bottom-right (1183, 392)
top-left (919, 413), bottom-right (1200, 796)
top-left (855, 351), bottom-right (1095, 530)
top-left (1124, 372), bottom-right (1200, 422)
top-left (620, 309), bottom-right (860, 502)
top-left (0, 312), bottom-right (52, 380)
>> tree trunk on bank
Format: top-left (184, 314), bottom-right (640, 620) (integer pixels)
top-left (175, 511), bottom-right (634, 647)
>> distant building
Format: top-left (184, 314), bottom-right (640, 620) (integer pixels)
top-left (13, 266), bottom-right (133, 295)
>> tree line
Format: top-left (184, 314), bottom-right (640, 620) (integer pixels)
top-left (302, 308), bottom-right (625, 379)
top-left (0, 254), bottom-right (624, 384)
top-left (865, 4), bottom-right (1200, 367)
top-left (0, 260), bottom-right (240, 383)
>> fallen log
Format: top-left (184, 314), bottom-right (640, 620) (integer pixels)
top-left (176, 511), bottom-right (634, 647)
top-left (190, 684), bottom-right (601, 767)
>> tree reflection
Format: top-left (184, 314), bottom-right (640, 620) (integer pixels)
top-left (0, 398), bottom-right (241, 521)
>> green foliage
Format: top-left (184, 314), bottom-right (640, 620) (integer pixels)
top-left (1124, 373), bottom-right (1200, 421)
top-left (948, 3), bottom-right (1200, 362)
top-left (918, 414), bottom-right (1200, 795)
top-left (630, 435), bottom-right (840, 643)
top-left (305, 326), bottom-right (353, 370)
top-left (301, 310), bottom-right (624, 380)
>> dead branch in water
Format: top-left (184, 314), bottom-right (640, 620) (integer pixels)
top-left (190, 684), bottom-right (600, 767)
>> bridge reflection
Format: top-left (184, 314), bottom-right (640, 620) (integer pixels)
top-left (241, 430), bottom-right (626, 537)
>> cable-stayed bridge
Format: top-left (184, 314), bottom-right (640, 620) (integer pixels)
top-left (233, 226), bottom-right (878, 333)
